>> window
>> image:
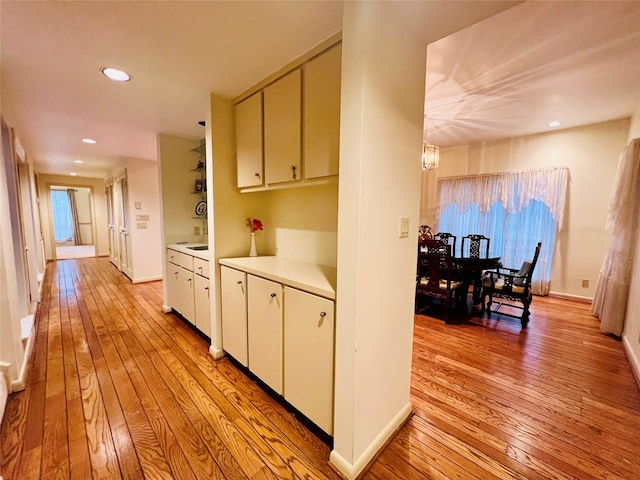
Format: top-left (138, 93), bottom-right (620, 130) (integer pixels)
top-left (436, 167), bottom-right (568, 295)
top-left (51, 189), bottom-right (73, 242)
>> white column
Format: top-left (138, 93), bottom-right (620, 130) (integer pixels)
top-left (331, 3), bottom-right (426, 478)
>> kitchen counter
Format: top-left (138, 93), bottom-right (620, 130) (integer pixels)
top-left (219, 256), bottom-right (337, 300)
top-left (167, 243), bottom-right (209, 261)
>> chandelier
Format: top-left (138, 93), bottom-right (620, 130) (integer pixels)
top-left (421, 142), bottom-right (439, 171)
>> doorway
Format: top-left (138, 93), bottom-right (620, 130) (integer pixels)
top-left (50, 185), bottom-right (96, 259)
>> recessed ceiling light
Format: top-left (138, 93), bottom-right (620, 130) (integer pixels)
top-left (69, 172), bottom-right (78, 176)
top-left (72, 159), bottom-right (84, 164)
top-left (82, 138), bottom-right (96, 144)
top-left (548, 121), bottom-right (562, 128)
top-left (101, 67), bottom-right (131, 82)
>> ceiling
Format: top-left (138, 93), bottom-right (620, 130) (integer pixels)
top-left (425, 1), bottom-right (640, 148)
top-left (1, 1), bottom-right (639, 179)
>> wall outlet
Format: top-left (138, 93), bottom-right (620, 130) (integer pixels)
top-left (581, 278), bottom-right (589, 288)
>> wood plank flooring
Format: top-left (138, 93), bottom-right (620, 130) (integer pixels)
top-left (2, 257), bottom-right (639, 479)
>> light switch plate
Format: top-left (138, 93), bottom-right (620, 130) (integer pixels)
top-left (399, 217), bottom-right (410, 238)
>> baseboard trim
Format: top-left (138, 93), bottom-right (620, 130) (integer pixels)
top-left (209, 345), bottom-right (225, 360)
top-left (132, 275), bottom-right (162, 284)
top-left (622, 335), bottom-right (640, 391)
top-left (549, 291), bottom-right (592, 303)
top-left (11, 321), bottom-right (35, 392)
top-left (330, 402), bottom-right (413, 480)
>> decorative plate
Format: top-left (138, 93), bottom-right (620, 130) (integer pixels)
top-left (195, 200), bottom-right (207, 217)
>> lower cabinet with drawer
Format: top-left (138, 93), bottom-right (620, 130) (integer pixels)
top-left (167, 246), bottom-right (210, 337)
top-left (219, 258), bottom-right (336, 436)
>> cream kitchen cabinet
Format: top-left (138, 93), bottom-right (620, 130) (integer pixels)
top-left (193, 257), bottom-right (211, 338)
top-left (166, 252), bottom-right (195, 324)
top-left (219, 256), bottom-right (337, 435)
top-left (284, 286), bottom-right (335, 434)
top-left (264, 69), bottom-right (301, 185)
top-left (247, 274), bottom-right (283, 394)
top-left (235, 92), bottom-right (264, 188)
top-left (234, 43), bottom-right (341, 192)
top-left (220, 266), bottom-right (248, 366)
top-left (166, 245), bottom-right (211, 337)
top-left (303, 44), bottom-right (341, 180)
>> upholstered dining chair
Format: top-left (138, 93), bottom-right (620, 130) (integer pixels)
top-left (480, 242), bottom-right (542, 328)
top-left (415, 239), bottom-right (465, 323)
top-left (461, 234), bottom-right (490, 259)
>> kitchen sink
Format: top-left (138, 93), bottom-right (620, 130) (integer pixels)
top-left (186, 245), bottom-right (208, 251)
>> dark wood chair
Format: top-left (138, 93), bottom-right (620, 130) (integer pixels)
top-left (461, 234), bottom-right (490, 259)
top-left (480, 242), bottom-right (542, 328)
top-left (434, 232), bottom-right (457, 257)
top-left (416, 239), bottom-right (466, 323)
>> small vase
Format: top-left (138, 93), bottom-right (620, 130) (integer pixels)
top-left (249, 232), bottom-right (257, 257)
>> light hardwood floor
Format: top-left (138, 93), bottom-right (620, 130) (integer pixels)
top-left (1, 257), bottom-right (639, 479)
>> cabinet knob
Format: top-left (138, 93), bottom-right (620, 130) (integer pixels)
top-left (320, 312), bottom-right (327, 317)
top-left (255, 172), bottom-right (261, 178)
top-left (270, 293), bottom-right (276, 298)
top-left (237, 281), bottom-right (242, 285)
top-left (290, 165), bottom-right (297, 180)
top-left (188, 278), bottom-right (192, 282)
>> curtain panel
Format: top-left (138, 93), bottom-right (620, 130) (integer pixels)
top-left (592, 138), bottom-right (640, 336)
top-left (436, 166), bottom-right (569, 228)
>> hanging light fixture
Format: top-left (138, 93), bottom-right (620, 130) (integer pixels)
top-left (421, 142), bottom-right (439, 170)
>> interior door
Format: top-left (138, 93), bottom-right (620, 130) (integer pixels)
top-left (115, 171), bottom-right (133, 278)
top-left (105, 179), bottom-right (118, 266)
top-left (16, 161), bottom-right (39, 305)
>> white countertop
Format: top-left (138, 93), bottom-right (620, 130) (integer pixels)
top-left (167, 243), bottom-right (209, 261)
top-left (219, 256), bottom-right (337, 300)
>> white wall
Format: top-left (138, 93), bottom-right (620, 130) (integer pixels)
top-left (623, 98), bottom-right (640, 385)
top-left (124, 158), bottom-right (163, 283)
top-left (331, 3), bottom-right (424, 477)
top-left (38, 174), bottom-right (109, 258)
top-left (421, 118), bottom-right (630, 299)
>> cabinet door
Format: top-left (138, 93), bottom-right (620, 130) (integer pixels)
top-left (284, 287), bottom-right (335, 434)
top-left (247, 275), bottom-right (283, 394)
top-left (194, 274), bottom-right (211, 338)
top-left (220, 266), bottom-right (248, 366)
top-left (169, 263), bottom-right (195, 323)
top-left (235, 92), bottom-right (264, 188)
top-left (264, 69), bottom-right (301, 185)
top-left (166, 260), bottom-right (181, 313)
top-left (303, 45), bottom-right (341, 179)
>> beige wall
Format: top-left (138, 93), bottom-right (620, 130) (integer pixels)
top-left (421, 118), bottom-right (630, 299)
top-left (37, 174), bottom-right (109, 259)
top-left (623, 99), bottom-right (640, 385)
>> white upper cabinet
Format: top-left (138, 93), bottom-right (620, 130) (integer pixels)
top-left (264, 69), bottom-right (302, 185)
top-left (235, 92), bottom-right (264, 188)
top-left (303, 45), bottom-right (342, 179)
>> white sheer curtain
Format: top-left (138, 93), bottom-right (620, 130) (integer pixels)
top-left (436, 167), bottom-right (568, 295)
top-left (592, 138), bottom-right (640, 336)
